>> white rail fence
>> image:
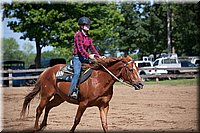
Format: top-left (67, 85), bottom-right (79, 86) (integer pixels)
top-left (1, 68), bottom-right (46, 87)
top-left (0, 67), bottom-right (199, 87)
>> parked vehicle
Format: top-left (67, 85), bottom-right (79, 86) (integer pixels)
top-left (49, 58), bottom-right (66, 67)
top-left (180, 60), bottom-right (197, 67)
top-left (2, 60), bottom-right (26, 87)
top-left (179, 60), bottom-right (198, 74)
top-left (135, 61), bottom-right (155, 75)
top-left (190, 57), bottom-right (200, 66)
top-left (153, 57), bottom-right (181, 74)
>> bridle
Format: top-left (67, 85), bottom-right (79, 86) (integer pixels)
top-left (99, 60), bottom-right (137, 88)
top-left (122, 60), bottom-right (140, 84)
top-left (123, 61), bottom-right (134, 77)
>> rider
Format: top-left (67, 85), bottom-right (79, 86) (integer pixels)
top-left (68, 16), bottom-right (102, 100)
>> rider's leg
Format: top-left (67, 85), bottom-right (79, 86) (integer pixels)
top-left (68, 56), bottom-right (81, 97)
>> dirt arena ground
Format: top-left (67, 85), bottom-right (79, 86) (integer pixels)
top-left (2, 83), bottom-right (199, 132)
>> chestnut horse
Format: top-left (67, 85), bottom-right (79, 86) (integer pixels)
top-left (20, 56), bottom-right (143, 132)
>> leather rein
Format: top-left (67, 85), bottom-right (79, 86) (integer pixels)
top-left (99, 61), bottom-right (134, 88)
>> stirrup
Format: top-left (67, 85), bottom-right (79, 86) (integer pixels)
top-left (69, 92), bottom-right (78, 100)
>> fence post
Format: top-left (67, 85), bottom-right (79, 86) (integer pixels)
top-left (8, 69), bottom-right (13, 87)
top-left (155, 68), bottom-right (159, 83)
top-left (156, 77), bottom-right (159, 83)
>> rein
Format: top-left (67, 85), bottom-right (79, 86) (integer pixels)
top-left (99, 63), bottom-right (133, 88)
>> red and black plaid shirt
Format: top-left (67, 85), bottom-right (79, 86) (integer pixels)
top-left (73, 31), bottom-right (100, 59)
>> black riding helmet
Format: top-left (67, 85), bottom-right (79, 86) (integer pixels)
top-left (78, 17), bottom-right (91, 25)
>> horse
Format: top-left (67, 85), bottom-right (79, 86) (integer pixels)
top-left (20, 56), bottom-right (144, 132)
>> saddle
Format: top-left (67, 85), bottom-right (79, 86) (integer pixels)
top-left (55, 61), bottom-right (93, 84)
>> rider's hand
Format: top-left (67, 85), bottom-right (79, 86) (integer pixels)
top-left (89, 54), bottom-right (96, 60)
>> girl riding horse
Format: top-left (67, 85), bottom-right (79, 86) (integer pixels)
top-left (20, 56), bottom-right (143, 133)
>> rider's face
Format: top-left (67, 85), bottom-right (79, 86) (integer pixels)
top-left (80, 24), bottom-right (90, 31)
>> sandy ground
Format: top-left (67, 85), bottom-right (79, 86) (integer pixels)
top-left (1, 83), bottom-right (199, 132)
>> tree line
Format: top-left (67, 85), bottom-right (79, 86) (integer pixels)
top-left (2, 1), bottom-right (199, 67)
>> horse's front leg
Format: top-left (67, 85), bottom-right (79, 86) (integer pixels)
top-left (70, 102), bottom-right (87, 132)
top-left (99, 104), bottom-right (109, 132)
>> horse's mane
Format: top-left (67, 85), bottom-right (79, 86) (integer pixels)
top-left (82, 57), bottom-right (123, 70)
top-left (97, 57), bottom-right (123, 67)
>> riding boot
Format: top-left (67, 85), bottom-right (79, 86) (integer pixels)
top-left (69, 87), bottom-right (79, 100)
top-left (70, 91), bottom-right (78, 100)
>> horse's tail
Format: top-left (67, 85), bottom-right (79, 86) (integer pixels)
top-left (20, 81), bottom-right (41, 118)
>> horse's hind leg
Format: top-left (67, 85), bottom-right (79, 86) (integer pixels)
top-left (34, 95), bottom-right (53, 131)
top-left (40, 94), bottom-right (65, 130)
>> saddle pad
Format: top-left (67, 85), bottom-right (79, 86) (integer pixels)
top-left (56, 66), bottom-right (93, 84)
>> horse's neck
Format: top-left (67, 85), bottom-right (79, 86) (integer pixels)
top-left (108, 61), bottom-right (123, 78)
top-left (98, 61), bottom-right (123, 91)
top-left (102, 61), bottom-right (124, 97)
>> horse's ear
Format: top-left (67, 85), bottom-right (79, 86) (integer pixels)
top-left (117, 56), bottom-right (123, 61)
top-left (126, 56), bottom-right (133, 61)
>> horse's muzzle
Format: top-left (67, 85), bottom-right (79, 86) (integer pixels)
top-left (132, 81), bottom-right (144, 90)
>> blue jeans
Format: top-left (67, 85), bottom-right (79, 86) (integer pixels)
top-left (68, 55), bottom-right (83, 96)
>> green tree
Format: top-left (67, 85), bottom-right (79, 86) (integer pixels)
top-left (141, 3), bottom-right (199, 58)
top-left (41, 48), bottom-right (71, 63)
top-left (115, 2), bottom-right (140, 56)
top-left (2, 37), bottom-right (24, 60)
top-left (4, 1), bottom-right (198, 63)
top-left (171, 4), bottom-right (199, 56)
top-left (141, 3), bottom-right (168, 58)
top-left (84, 3), bottom-right (124, 55)
top-left (3, 2), bottom-right (74, 67)
top-left (22, 42), bottom-right (35, 67)
top-left (3, 2), bottom-right (124, 67)
top-left (51, 47), bottom-right (72, 63)
top-left (116, 2), bottom-right (198, 59)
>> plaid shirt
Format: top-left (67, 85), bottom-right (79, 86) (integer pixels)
top-left (73, 31), bottom-right (100, 59)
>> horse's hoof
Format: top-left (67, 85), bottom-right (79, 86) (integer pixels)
top-left (32, 129), bottom-right (37, 133)
top-left (39, 123), bottom-right (47, 130)
top-left (33, 127), bottom-right (40, 132)
top-left (70, 129), bottom-right (75, 133)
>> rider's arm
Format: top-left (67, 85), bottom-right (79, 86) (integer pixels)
top-left (89, 38), bottom-right (100, 57)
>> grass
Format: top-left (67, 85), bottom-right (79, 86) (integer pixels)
top-left (144, 78), bottom-right (199, 86)
top-left (114, 78), bottom-right (199, 86)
